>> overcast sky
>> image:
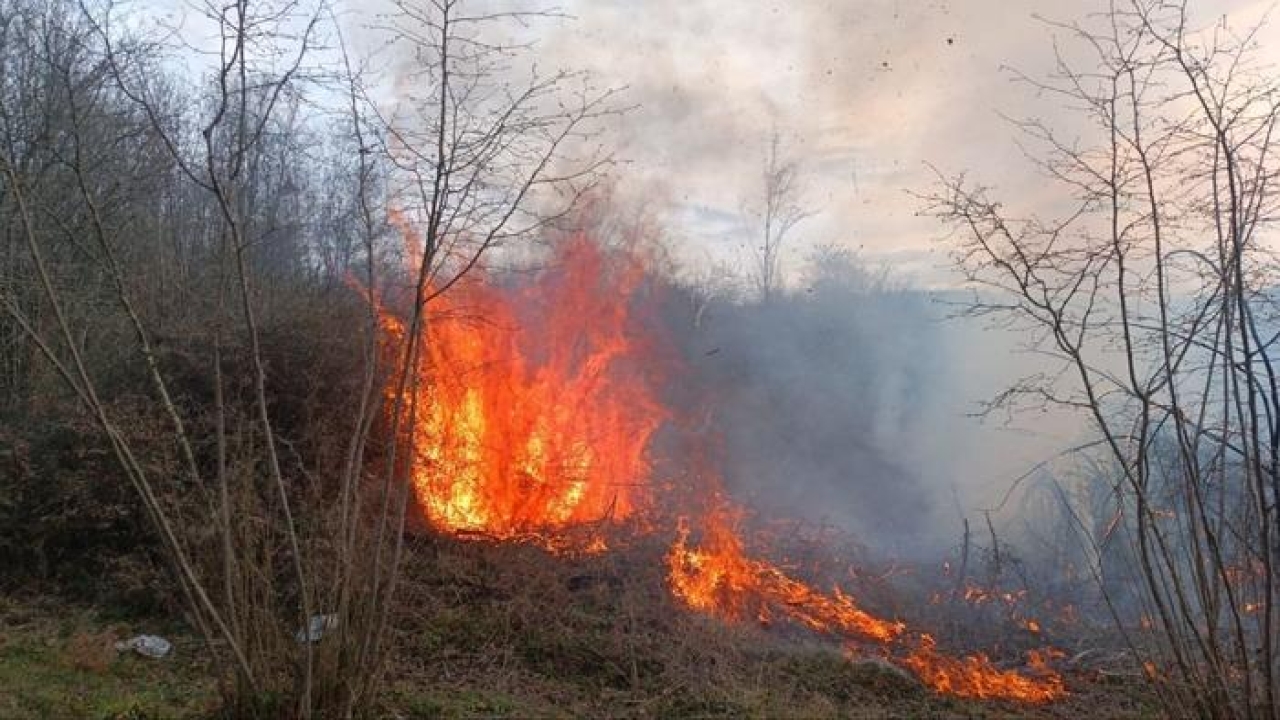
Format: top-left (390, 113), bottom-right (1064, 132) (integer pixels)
top-left (143, 0), bottom-right (1280, 285)
top-left (519, 0), bottom-right (1280, 285)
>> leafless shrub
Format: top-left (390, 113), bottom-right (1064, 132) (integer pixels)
top-left (925, 2), bottom-right (1280, 716)
top-left (0, 0), bottom-right (618, 715)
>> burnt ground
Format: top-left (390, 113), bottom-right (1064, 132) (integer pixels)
top-left (0, 535), bottom-right (1159, 719)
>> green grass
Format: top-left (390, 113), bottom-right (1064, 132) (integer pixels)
top-left (0, 598), bottom-right (216, 719)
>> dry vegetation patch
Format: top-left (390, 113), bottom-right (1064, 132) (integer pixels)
top-left (0, 535), bottom-right (1160, 718)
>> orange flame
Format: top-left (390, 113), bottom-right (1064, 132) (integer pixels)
top-left (666, 495), bottom-right (1064, 703)
top-left (381, 234), bottom-right (665, 546)
top-left (667, 498), bottom-right (905, 643)
top-left (903, 636), bottom-right (1065, 703)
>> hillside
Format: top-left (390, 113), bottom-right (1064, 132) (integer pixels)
top-left (1, 534), bottom-right (1156, 719)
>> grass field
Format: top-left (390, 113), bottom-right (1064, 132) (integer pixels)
top-left (0, 537), bottom-right (1159, 719)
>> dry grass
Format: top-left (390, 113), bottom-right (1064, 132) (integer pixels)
top-left (0, 533), bottom-right (1160, 719)
top-left (377, 532), bottom-right (1161, 719)
top-left (64, 629), bottom-right (120, 674)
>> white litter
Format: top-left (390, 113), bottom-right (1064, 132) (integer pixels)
top-left (296, 614), bottom-right (339, 643)
top-left (115, 634), bottom-right (172, 659)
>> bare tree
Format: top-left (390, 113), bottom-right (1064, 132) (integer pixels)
top-left (924, 2), bottom-right (1280, 716)
top-left (746, 128), bottom-right (811, 301)
top-left (0, 0), bottom-right (262, 695)
top-left (333, 2), bottom-right (624, 701)
top-left (1, 0), bottom-right (406, 715)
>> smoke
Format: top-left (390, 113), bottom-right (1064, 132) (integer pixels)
top-left (336, 0), bottom-right (1188, 554)
top-left (672, 259), bottom-right (934, 550)
top-left (646, 242), bottom-right (1087, 556)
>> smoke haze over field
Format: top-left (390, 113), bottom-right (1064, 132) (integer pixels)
top-left (131, 0), bottom-right (1278, 548)
top-left (521, 0), bottom-right (1278, 547)
top-left (665, 262), bottom-right (1085, 552)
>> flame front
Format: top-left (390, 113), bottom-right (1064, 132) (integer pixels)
top-left (666, 494), bottom-right (1065, 704)
top-left (668, 498), bottom-right (905, 643)
top-left (903, 637), bottom-right (1065, 703)
top-left (384, 234), bottom-right (664, 545)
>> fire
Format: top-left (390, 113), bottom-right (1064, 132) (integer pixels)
top-left (666, 494), bottom-right (1065, 703)
top-left (962, 585), bottom-right (1027, 606)
top-left (380, 233), bottom-right (665, 546)
top-left (903, 636), bottom-right (1066, 703)
top-left (667, 496), bottom-right (905, 643)
top-left (374, 227), bottom-right (1066, 705)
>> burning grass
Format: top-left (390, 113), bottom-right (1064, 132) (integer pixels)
top-left (0, 537), bottom-right (1159, 719)
top-left (901, 637), bottom-right (1065, 703)
top-left (667, 499), bottom-right (905, 644)
top-left (664, 496), bottom-right (1067, 704)
top-left (371, 230), bottom-right (1069, 706)
top-left (377, 232), bottom-right (666, 545)
top-left (379, 532), bottom-right (1151, 719)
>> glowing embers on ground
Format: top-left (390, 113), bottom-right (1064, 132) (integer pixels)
top-left (667, 494), bottom-right (1066, 704)
top-left (383, 234), bottom-right (665, 546)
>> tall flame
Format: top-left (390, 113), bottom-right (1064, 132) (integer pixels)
top-left (383, 234), bottom-right (665, 544)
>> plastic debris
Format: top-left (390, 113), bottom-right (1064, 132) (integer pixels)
top-left (114, 634), bottom-right (172, 659)
top-left (296, 613), bottom-right (339, 643)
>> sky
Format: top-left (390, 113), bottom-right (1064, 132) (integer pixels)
top-left (525, 0), bottom-right (1280, 286)
top-left (139, 0), bottom-right (1280, 286)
